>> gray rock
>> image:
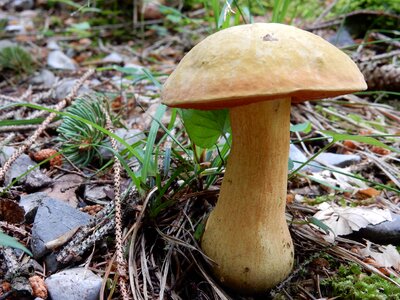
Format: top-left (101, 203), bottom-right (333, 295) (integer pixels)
top-left (31, 198), bottom-right (91, 259)
top-left (289, 144), bottom-right (361, 172)
top-left (84, 184), bottom-right (110, 204)
top-left (102, 52), bottom-right (123, 64)
top-left (327, 27), bottom-right (355, 48)
top-left (289, 144), bottom-right (322, 172)
top-left (30, 69), bottom-right (56, 87)
top-left (99, 128), bottom-right (145, 160)
top-left (45, 268), bottom-right (102, 300)
top-left (19, 192), bottom-right (51, 223)
top-left (40, 174), bottom-right (84, 208)
top-left (316, 152), bottom-right (361, 168)
top-left (0, 40), bottom-right (17, 50)
top-left (47, 40), bottom-right (60, 51)
top-left (6, 0), bottom-right (34, 10)
top-left (0, 146), bottom-right (42, 186)
top-left (47, 50), bottom-right (77, 70)
top-left (352, 213), bottom-right (400, 244)
top-left (54, 78), bottom-right (91, 100)
top-left (24, 169), bottom-right (52, 190)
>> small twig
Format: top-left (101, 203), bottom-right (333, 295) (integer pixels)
top-left (0, 69), bottom-right (94, 183)
top-left (360, 50), bottom-right (400, 62)
top-left (0, 134), bottom-right (16, 148)
top-left (312, 0), bottom-right (339, 26)
top-left (0, 122), bottom-right (61, 133)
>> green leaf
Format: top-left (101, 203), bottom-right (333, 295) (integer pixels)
top-left (194, 223), bottom-right (205, 241)
top-left (321, 130), bottom-right (399, 153)
top-left (307, 216), bottom-right (332, 235)
top-left (288, 157), bottom-right (294, 170)
top-left (180, 109), bottom-right (230, 149)
top-left (0, 231), bottom-right (32, 256)
top-left (290, 122), bottom-right (311, 133)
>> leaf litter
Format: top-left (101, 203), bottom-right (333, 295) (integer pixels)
top-left (0, 2), bottom-right (399, 300)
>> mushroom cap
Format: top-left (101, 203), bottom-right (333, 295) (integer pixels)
top-left (161, 23), bottom-right (367, 109)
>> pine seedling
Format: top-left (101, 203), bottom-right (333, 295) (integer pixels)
top-left (57, 94), bottom-right (111, 167)
top-left (0, 46), bottom-right (35, 75)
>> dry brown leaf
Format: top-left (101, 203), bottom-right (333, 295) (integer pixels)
top-left (370, 146), bottom-right (391, 155)
top-left (0, 199), bottom-right (25, 223)
top-left (357, 187), bottom-right (381, 199)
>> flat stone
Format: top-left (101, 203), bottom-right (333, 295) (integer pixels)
top-left (84, 184), bottom-right (110, 204)
top-left (47, 40), bottom-right (60, 51)
top-left (289, 144), bottom-right (362, 172)
top-left (0, 40), bottom-right (17, 50)
top-left (31, 198), bottom-right (91, 259)
top-left (54, 78), bottom-right (91, 100)
top-left (30, 69), bottom-right (56, 87)
top-left (40, 174), bottom-right (84, 207)
top-left (24, 170), bottom-right (52, 191)
top-left (289, 144), bottom-right (322, 172)
top-left (101, 52), bottom-right (123, 64)
top-left (351, 212), bottom-right (400, 244)
top-left (45, 268), bottom-right (102, 300)
top-left (19, 192), bottom-right (52, 223)
top-left (47, 50), bottom-right (77, 70)
top-left (316, 152), bottom-right (361, 168)
top-left (0, 146), bottom-right (43, 186)
top-left (327, 27), bottom-right (355, 48)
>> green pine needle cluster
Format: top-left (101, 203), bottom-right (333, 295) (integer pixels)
top-left (322, 264), bottom-right (400, 300)
top-left (0, 46), bottom-right (35, 75)
top-left (57, 95), bottom-right (110, 167)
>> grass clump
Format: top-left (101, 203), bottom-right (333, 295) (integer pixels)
top-left (322, 263), bottom-right (400, 299)
top-left (0, 46), bottom-right (36, 76)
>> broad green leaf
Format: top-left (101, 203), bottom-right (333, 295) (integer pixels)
top-left (290, 122), bottom-right (311, 133)
top-left (0, 231), bottom-right (32, 256)
top-left (322, 130), bottom-right (399, 153)
top-left (180, 109), bottom-right (230, 149)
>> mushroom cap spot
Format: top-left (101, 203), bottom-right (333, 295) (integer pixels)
top-left (161, 23), bottom-right (367, 109)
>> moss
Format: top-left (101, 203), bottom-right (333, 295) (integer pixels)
top-left (322, 264), bottom-right (400, 300)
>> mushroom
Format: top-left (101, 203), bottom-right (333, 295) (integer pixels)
top-left (161, 23), bottom-right (367, 294)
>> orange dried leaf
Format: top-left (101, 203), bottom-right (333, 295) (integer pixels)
top-left (343, 140), bottom-right (358, 150)
top-left (370, 146), bottom-right (391, 155)
top-left (357, 188), bottom-right (381, 199)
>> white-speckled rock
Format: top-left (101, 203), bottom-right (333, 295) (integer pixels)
top-left (47, 50), bottom-right (77, 70)
top-left (45, 268), bottom-right (102, 300)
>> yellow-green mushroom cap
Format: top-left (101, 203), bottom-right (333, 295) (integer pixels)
top-left (162, 23), bottom-right (367, 109)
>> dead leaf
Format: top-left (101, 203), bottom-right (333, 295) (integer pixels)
top-left (313, 202), bottom-right (392, 236)
top-left (357, 187), bottom-right (381, 199)
top-left (370, 146), bottom-right (391, 155)
top-left (0, 199), bottom-right (25, 223)
top-left (40, 174), bottom-right (84, 207)
top-left (360, 241), bottom-right (400, 270)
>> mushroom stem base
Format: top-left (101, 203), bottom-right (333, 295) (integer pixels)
top-left (201, 98), bottom-right (294, 294)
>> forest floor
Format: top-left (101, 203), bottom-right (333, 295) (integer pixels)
top-left (0, 2), bottom-right (399, 300)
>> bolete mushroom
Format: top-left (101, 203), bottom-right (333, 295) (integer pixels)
top-left (161, 23), bottom-right (367, 294)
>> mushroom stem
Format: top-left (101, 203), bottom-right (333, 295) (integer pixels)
top-left (201, 98), bottom-right (294, 294)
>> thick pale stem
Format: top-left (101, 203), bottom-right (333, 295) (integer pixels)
top-left (201, 98), bottom-right (294, 294)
